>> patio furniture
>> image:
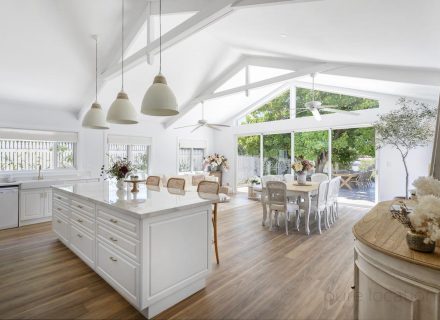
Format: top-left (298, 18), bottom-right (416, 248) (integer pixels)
top-left (266, 181), bottom-right (300, 235)
top-left (311, 173), bottom-right (328, 183)
top-left (333, 172), bottom-right (359, 190)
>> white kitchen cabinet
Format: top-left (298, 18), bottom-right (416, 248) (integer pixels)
top-left (20, 188), bottom-right (52, 222)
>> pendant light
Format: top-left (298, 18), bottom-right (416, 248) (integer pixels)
top-left (141, 0), bottom-right (178, 116)
top-left (107, 0), bottom-right (139, 124)
top-left (82, 35), bottom-right (109, 130)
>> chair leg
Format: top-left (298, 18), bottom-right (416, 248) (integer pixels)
top-left (285, 212), bottom-right (289, 235)
top-left (269, 210), bottom-right (273, 230)
top-left (317, 211), bottom-right (322, 234)
top-left (324, 208), bottom-right (330, 230)
top-left (296, 209), bottom-right (300, 231)
top-left (212, 206), bottom-right (219, 264)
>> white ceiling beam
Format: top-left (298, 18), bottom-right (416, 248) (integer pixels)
top-left (146, 1), bottom-right (155, 65)
top-left (232, 0), bottom-right (321, 8)
top-left (163, 56), bottom-right (249, 129)
top-left (101, 0), bottom-right (236, 80)
top-left (199, 62), bottom-right (342, 101)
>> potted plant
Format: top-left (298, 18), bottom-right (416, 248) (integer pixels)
top-left (374, 98), bottom-right (436, 199)
top-left (291, 157), bottom-right (314, 185)
top-left (101, 157), bottom-right (136, 190)
top-left (248, 176), bottom-right (261, 186)
top-left (204, 153), bottom-right (229, 172)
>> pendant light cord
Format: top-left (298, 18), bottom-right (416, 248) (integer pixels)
top-left (95, 36), bottom-right (98, 103)
top-left (121, 0), bottom-right (125, 90)
top-left (159, 0), bottom-right (162, 74)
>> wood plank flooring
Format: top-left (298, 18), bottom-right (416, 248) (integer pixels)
top-left (0, 193), bottom-right (369, 320)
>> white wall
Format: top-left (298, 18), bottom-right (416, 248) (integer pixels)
top-left (0, 102), bottom-right (214, 179)
top-left (212, 89), bottom-right (436, 201)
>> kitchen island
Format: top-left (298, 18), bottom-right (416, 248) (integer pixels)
top-left (353, 201), bottom-right (440, 320)
top-left (51, 182), bottom-right (213, 318)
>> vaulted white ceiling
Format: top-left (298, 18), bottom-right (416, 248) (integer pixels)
top-left (1, 0), bottom-right (439, 127)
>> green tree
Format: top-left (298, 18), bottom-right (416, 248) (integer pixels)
top-left (241, 90), bottom-right (290, 125)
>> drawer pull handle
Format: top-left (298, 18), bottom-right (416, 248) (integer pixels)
top-left (110, 237), bottom-right (118, 242)
top-left (110, 219), bottom-right (118, 224)
top-left (57, 219), bottom-right (62, 223)
top-left (57, 196), bottom-right (62, 200)
top-left (77, 205), bottom-right (84, 209)
top-left (77, 219), bottom-right (83, 223)
top-left (109, 256), bottom-right (117, 262)
top-left (57, 208), bottom-right (62, 211)
top-left (77, 234), bottom-right (83, 238)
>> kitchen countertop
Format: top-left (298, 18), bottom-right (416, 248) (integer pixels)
top-left (353, 200), bottom-right (440, 271)
top-left (0, 177), bottom-right (98, 189)
top-left (53, 181), bottom-right (216, 218)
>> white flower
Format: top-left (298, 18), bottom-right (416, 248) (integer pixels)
top-left (413, 176), bottom-right (440, 197)
top-left (409, 194), bottom-right (440, 243)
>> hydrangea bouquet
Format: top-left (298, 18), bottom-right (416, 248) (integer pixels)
top-left (204, 153), bottom-right (229, 171)
top-left (291, 158), bottom-right (314, 173)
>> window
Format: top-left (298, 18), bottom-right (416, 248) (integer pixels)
top-left (0, 129), bottom-right (77, 171)
top-left (178, 139), bottom-right (207, 173)
top-left (107, 135), bottom-right (151, 173)
top-left (240, 90), bottom-right (290, 125)
top-left (296, 87), bottom-right (379, 118)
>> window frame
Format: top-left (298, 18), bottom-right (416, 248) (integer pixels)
top-left (178, 147), bottom-right (206, 174)
top-left (107, 143), bottom-right (151, 174)
top-left (0, 135), bottom-right (78, 173)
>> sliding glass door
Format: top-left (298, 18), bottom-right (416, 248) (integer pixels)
top-left (294, 130), bottom-right (329, 174)
top-left (263, 133), bottom-right (291, 175)
top-left (237, 135), bottom-right (261, 186)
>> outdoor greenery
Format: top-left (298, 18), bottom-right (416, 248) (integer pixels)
top-left (296, 87), bottom-right (379, 118)
top-left (238, 88), bottom-right (377, 172)
top-left (374, 97), bottom-right (437, 199)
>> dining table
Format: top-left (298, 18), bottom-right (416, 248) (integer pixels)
top-left (332, 172), bottom-right (359, 190)
top-left (261, 181), bottom-right (320, 235)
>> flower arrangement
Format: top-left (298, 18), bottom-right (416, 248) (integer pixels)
top-left (408, 195), bottom-right (440, 244)
top-left (204, 153), bottom-right (229, 171)
top-left (291, 158), bottom-right (314, 174)
top-left (101, 158), bottom-right (136, 181)
top-left (413, 176), bottom-right (440, 197)
top-left (248, 176), bottom-right (261, 185)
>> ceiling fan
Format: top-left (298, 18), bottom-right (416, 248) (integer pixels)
top-left (297, 73), bottom-right (360, 121)
top-left (174, 101), bottom-right (231, 133)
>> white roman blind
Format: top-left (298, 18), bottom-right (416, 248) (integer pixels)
top-left (107, 134), bottom-right (152, 145)
top-left (179, 139), bottom-right (207, 149)
top-left (0, 128), bottom-right (78, 142)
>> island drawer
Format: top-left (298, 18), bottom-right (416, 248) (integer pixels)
top-left (71, 210), bottom-right (95, 234)
top-left (97, 224), bottom-right (139, 262)
top-left (97, 206), bottom-right (140, 239)
top-left (53, 192), bottom-right (70, 206)
top-left (71, 198), bottom-right (95, 218)
top-left (53, 214), bottom-right (69, 244)
top-left (53, 201), bottom-right (70, 220)
top-left (96, 241), bottom-right (138, 304)
top-left (70, 225), bottom-right (95, 267)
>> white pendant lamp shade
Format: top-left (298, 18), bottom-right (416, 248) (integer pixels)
top-left (107, 91), bottom-right (138, 124)
top-left (82, 35), bottom-right (109, 130)
top-left (141, 74), bottom-right (178, 116)
top-left (107, 0), bottom-right (138, 125)
top-left (82, 102), bottom-right (109, 129)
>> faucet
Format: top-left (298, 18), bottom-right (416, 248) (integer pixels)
top-left (37, 165), bottom-right (43, 180)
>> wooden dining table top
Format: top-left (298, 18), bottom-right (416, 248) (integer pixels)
top-left (262, 181), bottom-right (320, 193)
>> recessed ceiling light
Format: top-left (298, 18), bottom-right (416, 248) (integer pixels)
top-left (280, 33), bottom-right (288, 38)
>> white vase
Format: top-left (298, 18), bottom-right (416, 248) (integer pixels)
top-left (297, 172), bottom-right (307, 185)
top-left (116, 179), bottom-right (125, 190)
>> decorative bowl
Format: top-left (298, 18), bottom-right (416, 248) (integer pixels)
top-left (406, 231), bottom-right (435, 253)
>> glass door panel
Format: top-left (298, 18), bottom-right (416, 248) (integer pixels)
top-left (263, 133), bottom-right (291, 176)
top-left (294, 131), bottom-right (329, 174)
top-left (237, 135), bottom-right (261, 187)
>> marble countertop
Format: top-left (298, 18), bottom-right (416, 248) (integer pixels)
top-left (0, 177), bottom-right (97, 189)
top-left (53, 181), bottom-right (217, 218)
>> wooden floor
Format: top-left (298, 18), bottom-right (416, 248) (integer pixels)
top-left (0, 193), bottom-right (369, 320)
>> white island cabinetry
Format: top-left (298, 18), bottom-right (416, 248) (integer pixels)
top-left (51, 182), bottom-right (212, 318)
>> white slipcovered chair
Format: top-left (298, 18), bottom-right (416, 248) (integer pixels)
top-left (309, 180), bottom-right (329, 233)
top-left (326, 176), bottom-right (341, 225)
top-left (311, 173), bottom-right (329, 183)
top-left (266, 181), bottom-right (300, 235)
top-left (284, 174), bottom-right (295, 184)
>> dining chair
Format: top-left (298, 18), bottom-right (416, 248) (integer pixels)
top-left (310, 180), bottom-right (329, 233)
top-left (329, 176), bottom-right (341, 222)
top-left (146, 175), bottom-right (161, 186)
top-left (167, 177), bottom-right (186, 190)
top-left (266, 181), bottom-right (300, 235)
top-left (192, 174), bottom-right (205, 187)
top-left (311, 173), bottom-right (328, 183)
top-left (197, 181), bottom-right (220, 264)
top-left (284, 174), bottom-right (295, 184)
